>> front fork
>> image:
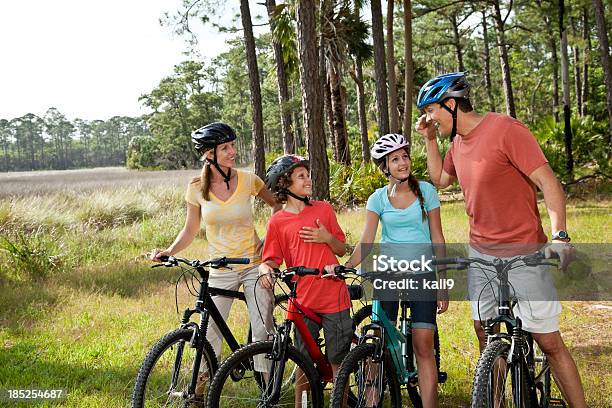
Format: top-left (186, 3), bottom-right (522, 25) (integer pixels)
top-left (172, 307), bottom-right (209, 398)
top-left (263, 320), bottom-right (293, 405)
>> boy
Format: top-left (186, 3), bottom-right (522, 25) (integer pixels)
top-left (258, 154), bottom-right (352, 407)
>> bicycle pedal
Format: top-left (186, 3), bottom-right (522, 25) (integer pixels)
top-left (437, 371), bottom-right (447, 384)
top-left (547, 398), bottom-right (566, 407)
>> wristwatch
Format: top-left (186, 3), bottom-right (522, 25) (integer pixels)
top-left (552, 230), bottom-right (571, 242)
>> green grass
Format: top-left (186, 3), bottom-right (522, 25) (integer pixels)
top-left (0, 170), bottom-right (610, 407)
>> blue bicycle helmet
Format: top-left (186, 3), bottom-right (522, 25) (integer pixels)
top-left (416, 72), bottom-right (470, 142)
top-left (416, 72), bottom-right (470, 108)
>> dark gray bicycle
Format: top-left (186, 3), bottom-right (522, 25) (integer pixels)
top-left (434, 251), bottom-right (567, 408)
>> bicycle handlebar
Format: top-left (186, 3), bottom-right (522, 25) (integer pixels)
top-left (432, 250), bottom-right (559, 270)
top-left (273, 266), bottom-right (320, 278)
top-left (153, 255), bottom-right (251, 269)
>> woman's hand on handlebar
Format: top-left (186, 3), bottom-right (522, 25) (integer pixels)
top-left (258, 262), bottom-right (276, 289)
top-left (151, 248), bottom-right (172, 262)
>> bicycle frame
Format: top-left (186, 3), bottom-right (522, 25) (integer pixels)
top-left (282, 281), bottom-right (335, 383)
top-left (475, 257), bottom-right (552, 407)
top-left (356, 299), bottom-right (447, 389)
top-left (174, 264), bottom-right (249, 397)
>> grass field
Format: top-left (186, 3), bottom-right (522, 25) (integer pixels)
top-left (0, 168), bottom-right (610, 407)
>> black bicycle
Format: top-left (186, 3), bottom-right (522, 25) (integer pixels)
top-left (434, 251), bottom-right (567, 408)
top-left (131, 255), bottom-right (285, 408)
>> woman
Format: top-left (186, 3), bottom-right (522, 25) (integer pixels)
top-left (339, 133), bottom-right (448, 408)
top-left (151, 122), bottom-right (279, 397)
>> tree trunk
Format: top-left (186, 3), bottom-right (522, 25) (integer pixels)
top-left (324, 76), bottom-right (337, 161)
top-left (239, 0), bottom-right (265, 178)
top-left (371, 0), bottom-right (390, 135)
top-left (297, 0), bottom-right (328, 199)
top-left (481, 9), bottom-right (496, 112)
top-left (592, 0), bottom-right (612, 146)
top-left (386, 0), bottom-right (400, 133)
top-left (266, 0), bottom-right (295, 154)
top-left (571, 17), bottom-right (583, 116)
top-left (403, 0), bottom-right (413, 148)
top-left (559, 0), bottom-right (574, 178)
top-left (290, 83), bottom-right (303, 150)
top-left (450, 12), bottom-right (465, 72)
top-left (492, 0), bottom-right (517, 118)
top-left (581, 6), bottom-right (590, 116)
top-left (536, 0), bottom-right (561, 121)
top-left (354, 57), bottom-right (370, 162)
top-left (328, 62), bottom-right (351, 165)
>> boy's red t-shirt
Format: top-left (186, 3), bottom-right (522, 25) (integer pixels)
top-left (442, 112), bottom-right (548, 254)
top-left (262, 200), bottom-right (351, 314)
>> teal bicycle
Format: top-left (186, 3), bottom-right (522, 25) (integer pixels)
top-left (331, 297), bottom-right (446, 407)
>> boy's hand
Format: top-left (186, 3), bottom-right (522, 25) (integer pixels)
top-left (258, 263), bottom-right (275, 289)
top-left (321, 264), bottom-right (341, 280)
top-left (299, 219), bottom-right (332, 244)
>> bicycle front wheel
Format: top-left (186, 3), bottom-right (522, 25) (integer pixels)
top-left (471, 340), bottom-right (530, 408)
top-left (330, 343), bottom-right (401, 408)
top-left (206, 340), bottom-right (323, 408)
top-left (132, 328), bottom-right (218, 408)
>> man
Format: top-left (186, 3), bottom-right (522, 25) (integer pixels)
top-left (415, 72), bottom-right (586, 407)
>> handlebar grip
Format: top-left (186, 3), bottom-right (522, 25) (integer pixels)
top-left (433, 257), bottom-right (465, 265)
top-left (297, 267), bottom-right (319, 276)
top-left (225, 257), bottom-right (250, 265)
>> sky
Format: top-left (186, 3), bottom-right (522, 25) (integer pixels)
top-left (0, 0), bottom-right (263, 122)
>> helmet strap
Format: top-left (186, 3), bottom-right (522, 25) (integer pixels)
top-left (283, 189), bottom-right (312, 206)
top-left (209, 149), bottom-right (232, 189)
top-left (440, 99), bottom-right (458, 142)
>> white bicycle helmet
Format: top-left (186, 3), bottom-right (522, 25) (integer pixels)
top-left (370, 133), bottom-right (410, 162)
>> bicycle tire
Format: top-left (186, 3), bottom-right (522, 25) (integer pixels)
top-left (471, 340), bottom-right (531, 408)
top-left (132, 328), bottom-right (218, 408)
top-left (206, 340), bottom-right (323, 408)
top-left (352, 304), bottom-right (373, 329)
top-left (330, 343), bottom-right (401, 408)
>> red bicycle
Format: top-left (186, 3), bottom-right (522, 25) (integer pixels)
top-left (205, 265), bottom-right (360, 408)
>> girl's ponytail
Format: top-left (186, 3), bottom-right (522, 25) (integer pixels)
top-left (408, 174), bottom-right (427, 222)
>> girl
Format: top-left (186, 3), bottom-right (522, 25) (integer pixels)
top-left (340, 133), bottom-right (448, 408)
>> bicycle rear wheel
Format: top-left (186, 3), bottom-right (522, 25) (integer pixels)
top-left (132, 328), bottom-right (218, 408)
top-left (471, 340), bottom-right (530, 408)
top-left (206, 340), bottom-right (323, 408)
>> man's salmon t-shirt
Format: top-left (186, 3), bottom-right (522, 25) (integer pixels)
top-left (442, 112), bottom-right (548, 253)
top-left (262, 200), bottom-right (351, 314)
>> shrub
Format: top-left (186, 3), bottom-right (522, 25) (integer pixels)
top-left (0, 229), bottom-right (62, 281)
top-left (533, 115), bottom-right (610, 180)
